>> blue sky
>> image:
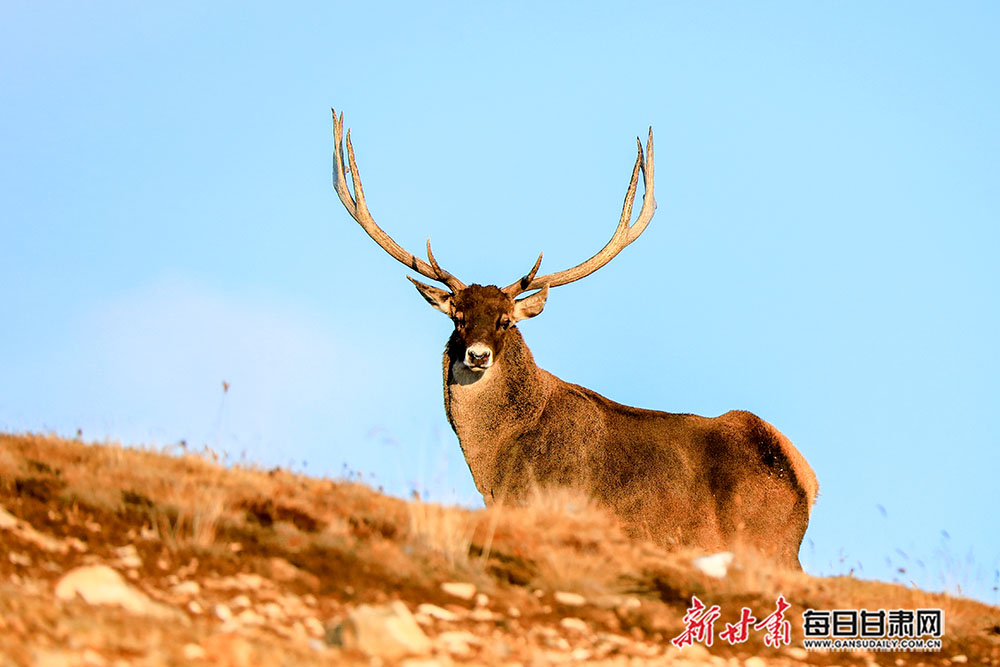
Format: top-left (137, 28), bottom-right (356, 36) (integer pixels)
top-left (2, 2), bottom-right (997, 604)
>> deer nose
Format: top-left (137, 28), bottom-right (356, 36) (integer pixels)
top-left (465, 345), bottom-right (492, 368)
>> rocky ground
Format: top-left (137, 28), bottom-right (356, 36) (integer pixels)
top-left (0, 433), bottom-right (998, 666)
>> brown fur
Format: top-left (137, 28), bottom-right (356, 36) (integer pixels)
top-left (439, 285), bottom-right (818, 569)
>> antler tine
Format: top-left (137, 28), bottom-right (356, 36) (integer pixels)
top-left (332, 108), bottom-right (465, 291)
top-left (506, 128), bottom-right (656, 295)
top-left (502, 252), bottom-right (543, 296)
top-left (426, 238), bottom-right (466, 292)
top-left (332, 109), bottom-right (353, 214)
top-left (627, 127), bottom-right (655, 244)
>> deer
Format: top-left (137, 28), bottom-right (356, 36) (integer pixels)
top-left (330, 109), bottom-right (818, 569)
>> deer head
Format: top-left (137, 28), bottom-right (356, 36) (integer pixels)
top-left (408, 282), bottom-right (548, 372)
top-left (331, 108), bottom-right (655, 375)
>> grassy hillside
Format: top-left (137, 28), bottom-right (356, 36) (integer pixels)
top-left (0, 433), bottom-right (997, 665)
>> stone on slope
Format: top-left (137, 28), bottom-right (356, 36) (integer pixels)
top-left (554, 591), bottom-right (586, 607)
top-left (54, 565), bottom-right (182, 620)
top-left (440, 581), bottom-right (476, 601)
top-left (691, 551), bottom-right (734, 579)
top-left (333, 601), bottom-right (431, 659)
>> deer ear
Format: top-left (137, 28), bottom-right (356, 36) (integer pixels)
top-left (408, 276), bottom-right (453, 315)
top-left (512, 285), bottom-right (548, 322)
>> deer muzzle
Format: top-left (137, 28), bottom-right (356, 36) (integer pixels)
top-left (464, 344), bottom-right (493, 371)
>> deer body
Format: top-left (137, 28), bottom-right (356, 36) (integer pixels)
top-left (331, 109), bottom-right (818, 568)
top-left (443, 317), bottom-right (815, 568)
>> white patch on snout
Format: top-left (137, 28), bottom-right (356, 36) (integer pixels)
top-left (463, 343), bottom-right (493, 371)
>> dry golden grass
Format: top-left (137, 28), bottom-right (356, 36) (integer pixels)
top-left (407, 497), bottom-right (478, 570)
top-left (1, 432), bottom-right (998, 665)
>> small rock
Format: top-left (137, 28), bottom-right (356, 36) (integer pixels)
top-left (0, 507), bottom-right (18, 529)
top-left (204, 575), bottom-right (246, 591)
top-left (440, 581), bottom-right (476, 601)
top-left (571, 648), bottom-right (592, 661)
top-left (170, 580), bottom-right (200, 597)
top-left (187, 601), bottom-right (203, 615)
top-left (436, 630), bottom-right (480, 657)
top-left (596, 632), bottom-right (630, 647)
top-left (268, 557), bottom-right (298, 579)
top-left (260, 601), bottom-right (284, 620)
top-left (182, 644), bottom-right (206, 660)
top-left (113, 545), bottom-right (143, 569)
top-left (236, 573), bottom-right (266, 590)
top-left (214, 603), bottom-right (233, 621)
top-left (560, 617), bottom-right (589, 633)
top-left (8, 552), bottom-right (31, 567)
top-left (0, 507), bottom-right (68, 554)
top-left (468, 608), bottom-right (496, 622)
top-left (952, 656), bottom-right (968, 664)
top-left (236, 608), bottom-right (265, 626)
top-left (267, 557), bottom-right (319, 589)
top-left (416, 603), bottom-right (460, 621)
top-left (554, 591), bottom-right (586, 607)
top-left (744, 657), bottom-right (766, 667)
top-left (54, 565), bottom-right (181, 620)
top-left (66, 537), bottom-right (88, 553)
top-left (332, 601), bottom-right (431, 658)
top-left (303, 616), bottom-right (324, 637)
top-left (692, 551), bottom-right (734, 579)
top-left (475, 593), bottom-right (489, 608)
top-left (507, 606), bottom-right (521, 618)
top-left (230, 594), bottom-right (251, 609)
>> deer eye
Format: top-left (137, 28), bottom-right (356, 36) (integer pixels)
top-left (498, 315), bottom-right (512, 330)
top-left (452, 312), bottom-right (465, 327)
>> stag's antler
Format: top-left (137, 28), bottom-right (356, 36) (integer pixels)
top-left (332, 109), bottom-right (466, 292)
top-left (503, 129), bottom-right (655, 296)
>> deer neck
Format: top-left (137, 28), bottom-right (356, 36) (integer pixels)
top-left (442, 327), bottom-right (550, 495)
